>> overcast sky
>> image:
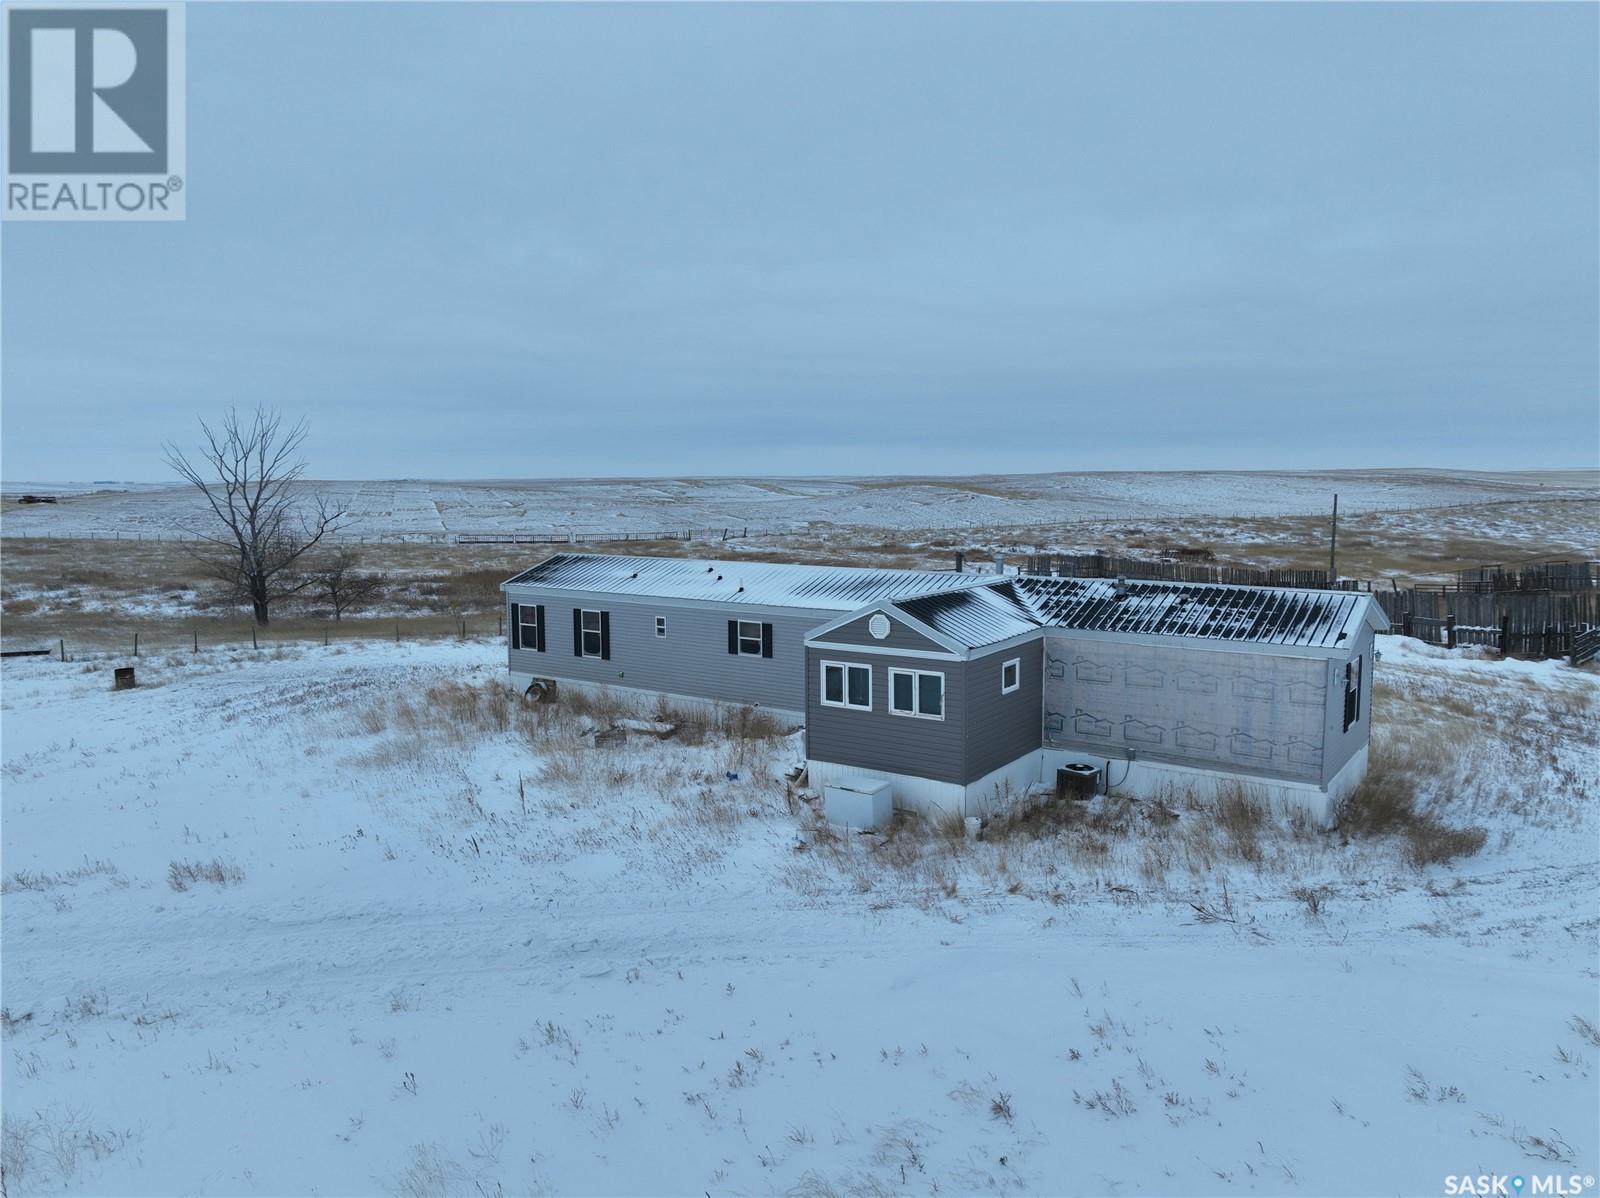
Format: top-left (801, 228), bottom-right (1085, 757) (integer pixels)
top-left (3, 2), bottom-right (1597, 481)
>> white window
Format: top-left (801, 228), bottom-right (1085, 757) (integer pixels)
top-left (1001, 658), bottom-right (1020, 694)
top-left (889, 668), bottom-right (944, 720)
top-left (821, 661), bottom-right (871, 711)
top-left (518, 605), bottom-right (541, 649)
top-left (737, 620), bottom-right (763, 656)
top-left (580, 609), bottom-right (604, 657)
top-left (656, 616), bottom-right (667, 638)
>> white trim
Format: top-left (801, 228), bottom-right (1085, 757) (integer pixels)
top-left (516, 603), bottom-right (541, 651)
top-left (1000, 657), bottom-right (1020, 694)
top-left (819, 660), bottom-right (872, 711)
top-left (579, 608), bottom-right (605, 658)
top-left (888, 667), bottom-right (945, 720)
top-left (802, 603), bottom-right (968, 656)
top-left (655, 615), bottom-right (667, 638)
top-left (803, 639), bottom-right (963, 662)
top-left (736, 619), bottom-right (764, 656)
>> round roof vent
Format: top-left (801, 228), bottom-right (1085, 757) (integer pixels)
top-left (868, 613), bottom-right (892, 640)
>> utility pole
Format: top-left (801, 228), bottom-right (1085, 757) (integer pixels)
top-left (1329, 493), bottom-right (1338, 584)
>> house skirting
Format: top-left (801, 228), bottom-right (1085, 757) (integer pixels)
top-left (807, 745), bottom-right (1366, 830)
top-left (510, 672), bottom-right (804, 727)
top-left (1040, 748), bottom-right (1365, 830)
top-left (806, 752), bottom-right (1042, 822)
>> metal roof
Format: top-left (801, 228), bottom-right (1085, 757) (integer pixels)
top-left (503, 553), bottom-right (994, 611)
top-left (893, 582), bottom-right (1041, 650)
top-left (1010, 576), bottom-right (1375, 649)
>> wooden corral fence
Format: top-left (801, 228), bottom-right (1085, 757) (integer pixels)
top-left (1374, 589), bottom-right (1600, 660)
top-left (1452, 558), bottom-right (1599, 593)
top-left (1572, 626), bottom-right (1600, 668)
top-left (1023, 552), bottom-right (1338, 590)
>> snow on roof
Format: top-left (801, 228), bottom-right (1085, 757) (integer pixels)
top-left (1010, 575), bottom-right (1378, 649)
top-left (893, 582), bottom-right (1042, 650)
top-left (503, 553), bottom-right (994, 611)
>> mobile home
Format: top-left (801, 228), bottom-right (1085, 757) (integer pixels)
top-left (503, 554), bottom-right (1385, 827)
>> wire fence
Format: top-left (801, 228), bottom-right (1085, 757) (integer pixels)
top-left (2, 612), bottom-right (509, 663)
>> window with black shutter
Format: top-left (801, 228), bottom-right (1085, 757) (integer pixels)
top-left (731, 620), bottom-right (765, 656)
top-left (1343, 655), bottom-right (1362, 731)
top-left (579, 610), bottom-right (606, 658)
top-left (516, 604), bottom-right (543, 652)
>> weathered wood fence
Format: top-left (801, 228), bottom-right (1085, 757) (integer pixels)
top-left (1022, 552), bottom-right (1339, 590)
top-left (1374, 589), bottom-right (1599, 660)
top-left (1453, 559), bottom-right (1599, 592)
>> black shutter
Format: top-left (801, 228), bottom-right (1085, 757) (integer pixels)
top-left (573, 608), bottom-right (583, 656)
top-left (728, 620), bottom-right (739, 655)
top-left (535, 605), bottom-right (546, 653)
top-left (510, 603), bottom-right (521, 651)
top-left (599, 611), bottom-right (611, 660)
top-left (761, 623), bottom-right (774, 658)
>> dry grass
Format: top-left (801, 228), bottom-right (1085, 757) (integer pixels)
top-left (167, 859), bottom-right (245, 891)
top-left (1338, 719), bottom-right (1489, 869)
top-left (1, 858), bottom-right (120, 895)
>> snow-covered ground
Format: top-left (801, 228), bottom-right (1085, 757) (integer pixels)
top-left (1, 639), bottom-right (1596, 1196)
top-left (2, 470), bottom-right (1593, 542)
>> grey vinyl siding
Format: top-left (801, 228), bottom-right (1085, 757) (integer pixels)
top-left (1319, 625), bottom-right (1374, 785)
top-left (507, 589), bottom-right (825, 711)
top-left (805, 647), bottom-right (966, 784)
top-left (818, 610), bottom-right (949, 653)
top-left (963, 640), bottom-right (1043, 783)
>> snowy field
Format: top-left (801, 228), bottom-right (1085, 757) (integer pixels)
top-left (2, 470), bottom-right (1594, 542)
top-left (2, 638), bottom-right (1596, 1196)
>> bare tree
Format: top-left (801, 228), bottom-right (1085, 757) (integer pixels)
top-left (163, 407), bottom-right (347, 625)
top-left (310, 547), bottom-right (386, 621)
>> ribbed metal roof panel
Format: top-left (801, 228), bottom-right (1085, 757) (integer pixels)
top-left (1011, 576), bottom-right (1369, 649)
top-left (504, 553), bottom-right (994, 611)
top-left (894, 582), bottom-right (1042, 649)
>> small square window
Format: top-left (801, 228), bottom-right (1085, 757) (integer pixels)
top-left (656, 616), bottom-right (667, 638)
top-left (1001, 658), bottom-right (1020, 694)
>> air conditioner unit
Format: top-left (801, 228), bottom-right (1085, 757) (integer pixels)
top-left (824, 778), bottom-right (894, 831)
top-left (1056, 762), bottom-right (1101, 802)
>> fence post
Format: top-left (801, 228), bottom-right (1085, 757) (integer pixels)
top-left (1445, 614), bottom-right (1457, 649)
top-left (396, 623), bottom-right (400, 643)
top-left (59, 638), bottom-right (66, 662)
top-left (134, 631), bottom-right (139, 658)
top-left (1500, 616), bottom-right (1511, 659)
top-left (1401, 611), bottom-right (1413, 639)
top-left (193, 628), bottom-right (199, 653)
top-left (252, 625), bottom-right (258, 650)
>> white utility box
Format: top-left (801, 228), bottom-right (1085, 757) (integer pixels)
top-left (824, 778), bottom-right (894, 831)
